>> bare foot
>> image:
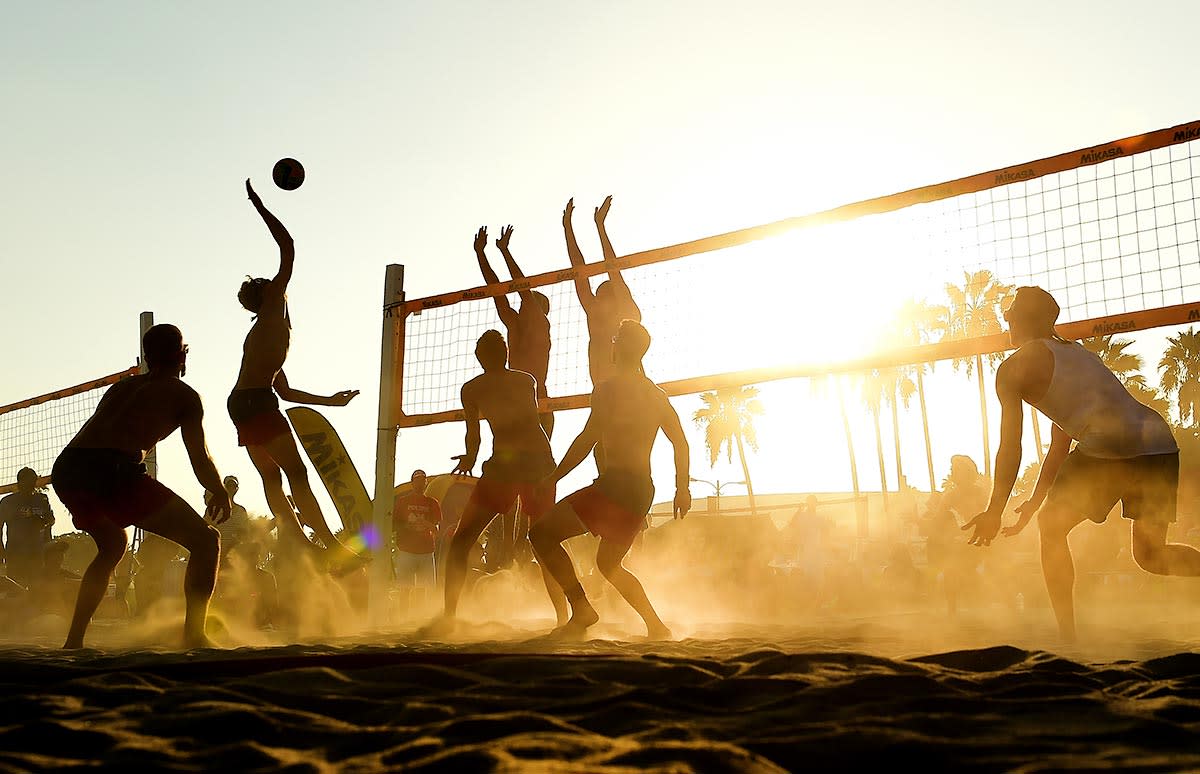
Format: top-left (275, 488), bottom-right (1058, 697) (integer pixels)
top-left (416, 614), bottom-right (458, 640)
top-left (62, 638), bottom-right (83, 650)
top-left (548, 605), bottom-right (599, 640)
top-left (645, 623), bottom-right (673, 641)
top-left (184, 632), bottom-right (219, 650)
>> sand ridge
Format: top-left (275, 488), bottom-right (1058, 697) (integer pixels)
top-left (2, 619), bottom-right (1200, 772)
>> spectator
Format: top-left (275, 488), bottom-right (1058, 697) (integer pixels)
top-left (0, 467), bottom-right (55, 586)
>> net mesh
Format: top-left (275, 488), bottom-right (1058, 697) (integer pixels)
top-left (398, 122), bottom-right (1200, 425)
top-left (0, 370), bottom-right (135, 491)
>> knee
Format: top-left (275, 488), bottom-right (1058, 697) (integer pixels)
top-left (194, 525), bottom-right (221, 561)
top-left (281, 463), bottom-right (310, 484)
top-left (1131, 535), bottom-right (1169, 575)
top-left (528, 523), bottom-right (553, 553)
top-left (1037, 505), bottom-right (1072, 542)
top-left (596, 554), bottom-right (624, 580)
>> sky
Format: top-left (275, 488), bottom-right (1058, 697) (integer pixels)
top-left (2, 1), bottom-right (1198, 536)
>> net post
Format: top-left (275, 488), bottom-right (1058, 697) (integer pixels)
top-left (369, 264), bottom-right (405, 625)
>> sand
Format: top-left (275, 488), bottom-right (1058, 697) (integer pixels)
top-left (2, 612), bottom-right (1199, 772)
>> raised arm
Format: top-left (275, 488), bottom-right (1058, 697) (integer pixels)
top-left (452, 385), bottom-right (481, 475)
top-left (178, 393), bottom-right (230, 523)
top-left (563, 198), bottom-right (594, 311)
top-left (496, 225), bottom-right (536, 307)
top-left (964, 359), bottom-right (1025, 545)
top-left (474, 226), bottom-right (516, 325)
top-left (246, 179), bottom-right (295, 289)
top-left (594, 195), bottom-right (634, 301)
top-left (273, 370), bottom-right (359, 407)
top-left (658, 393), bottom-right (692, 519)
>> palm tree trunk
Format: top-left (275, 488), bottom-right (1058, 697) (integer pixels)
top-left (889, 387), bottom-right (904, 492)
top-left (917, 369), bottom-right (936, 492)
top-left (873, 407), bottom-right (889, 514)
top-left (1030, 404), bottom-right (1045, 464)
top-left (975, 353), bottom-right (992, 479)
top-left (837, 378), bottom-right (865, 539)
top-left (733, 431), bottom-right (757, 516)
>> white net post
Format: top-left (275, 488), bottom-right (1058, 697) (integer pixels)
top-left (369, 264), bottom-right (405, 624)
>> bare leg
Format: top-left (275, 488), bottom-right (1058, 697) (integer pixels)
top-left (1131, 520), bottom-right (1200, 576)
top-left (64, 521), bottom-right (127, 649)
top-left (138, 495), bottom-right (222, 648)
top-left (1038, 505), bottom-right (1087, 642)
top-left (596, 539), bottom-right (670, 639)
top-left (245, 445), bottom-right (316, 549)
top-left (529, 502), bottom-right (593, 632)
top-left (259, 433), bottom-right (357, 560)
top-left (443, 503), bottom-right (494, 619)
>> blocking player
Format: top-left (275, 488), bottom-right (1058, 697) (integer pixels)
top-left (530, 320), bottom-right (690, 640)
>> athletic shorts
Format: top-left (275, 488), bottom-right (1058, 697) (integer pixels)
top-left (1045, 450), bottom-right (1179, 524)
top-left (227, 387), bottom-right (290, 447)
top-left (52, 447), bottom-right (175, 532)
top-left (464, 478), bottom-right (556, 528)
top-left (567, 470), bottom-right (655, 545)
top-left (392, 550), bottom-right (436, 587)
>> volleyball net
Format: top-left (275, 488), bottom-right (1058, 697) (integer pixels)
top-left (0, 368), bottom-right (139, 494)
top-left (390, 119), bottom-right (1200, 428)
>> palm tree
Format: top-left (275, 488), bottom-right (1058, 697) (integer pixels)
top-left (880, 367), bottom-right (917, 492)
top-left (943, 270), bottom-right (1014, 479)
top-left (893, 298), bottom-right (948, 491)
top-left (859, 369), bottom-right (891, 515)
top-left (692, 386), bottom-right (763, 515)
top-left (1159, 328), bottom-right (1200, 427)
top-left (1082, 335), bottom-right (1172, 419)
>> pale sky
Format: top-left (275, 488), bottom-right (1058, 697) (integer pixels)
top-left (2, 1), bottom-right (1198, 535)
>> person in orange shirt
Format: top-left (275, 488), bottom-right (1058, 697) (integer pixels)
top-left (392, 469), bottom-right (441, 614)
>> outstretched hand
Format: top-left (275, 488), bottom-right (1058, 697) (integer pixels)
top-left (329, 389), bottom-right (359, 407)
top-left (562, 198), bottom-right (574, 226)
top-left (205, 489), bottom-right (232, 526)
top-left (673, 487), bottom-right (692, 520)
top-left (594, 195), bottom-right (612, 225)
top-left (246, 178), bottom-right (262, 206)
top-left (496, 225), bottom-right (514, 251)
top-left (1002, 499), bottom-right (1040, 537)
top-left (962, 509), bottom-right (1002, 547)
top-left (451, 454), bottom-right (475, 477)
top-left (473, 226), bottom-right (488, 254)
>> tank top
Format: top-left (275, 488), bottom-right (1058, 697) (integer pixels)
top-left (1030, 338), bottom-right (1177, 459)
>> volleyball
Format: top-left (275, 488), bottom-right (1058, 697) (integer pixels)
top-left (272, 158), bottom-right (305, 191)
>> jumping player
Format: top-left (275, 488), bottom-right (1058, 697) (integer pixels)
top-left (963, 286), bottom-right (1200, 640)
top-left (562, 196), bottom-right (641, 388)
top-left (474, 225), bottom-right (554, 438)
top-left (53, 324), bottom-right (230, 649)
top-left (530, 319), bottom-right (690, 640)
top-left (232, 179), bottom-right (361, 568)
top-left (440, 330), bottom-right (566, 627)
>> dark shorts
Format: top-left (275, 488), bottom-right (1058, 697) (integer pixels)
top-left (1045, 451), bottom-right (1179, 524)
top-left (462, 451), bottom-right (556, 528)
top-left (464, 479), bottom-right (556, 527)
top-left (227, 388), bottom-right (290, 447)
top-left (567, 470), bottom-right (655, 545)
top-left (52, 448), bottom-right (175, 532)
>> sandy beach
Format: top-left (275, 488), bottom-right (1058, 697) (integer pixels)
top-left (2, 611), bottom-right (1199, 773)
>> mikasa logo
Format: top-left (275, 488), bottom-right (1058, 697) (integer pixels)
top-left (1174, 126), bottom-right (1200, 142)
top-left (1080, 147), bottom-right (1123, 163)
